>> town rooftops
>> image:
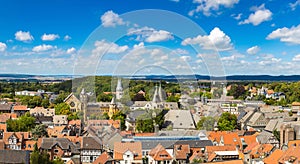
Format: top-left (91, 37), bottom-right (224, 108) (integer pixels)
top-left (81, 137), bottom-right (102, 150)
top-left (113, 141), bottom-right (142, 160)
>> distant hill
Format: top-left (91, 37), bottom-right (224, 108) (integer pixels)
top-left (1, 74), bottom-right (300, 82)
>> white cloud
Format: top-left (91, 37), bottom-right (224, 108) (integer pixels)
top-left (266, 24), bottom-right (300, 44)
top-left (293, 54), bottom-right (300, 61)
top-left (232, 13), bottom-right (242, 20)
top-left (32, 44), bottom-right (55, 52)
top-left (180, 55), bottom-right (191, 62)
top-left (15, 31), bottom-right (34, 42)
top-left (66, 47), bottom-right (76, 54)
top-left (92, 40), bottom-right (128, 56)
top-left (127, 26), bottom-right (173, 43)
top-left (247, 46), bottom-right (260, 55)
top-left (101, 10), bottom-right (125, 27)
top-left (170, 48), bottom-right (189, 55)
top-left (290, 0), bottom-right (300, 11)
top-left (189, 0), bottom-right (239, 16)
top-left (239, 4), bottom-right (272, 26)
top-left (64, 35), bottom-right (71, 41)
top-left (221, 53), bottom-right (245, 61)
top-left (41, 33), bottom-right (60, 41)
top-left (0, 42), bottom-right (7, 52)
top-left (182, 27), bottom-right (233, 51)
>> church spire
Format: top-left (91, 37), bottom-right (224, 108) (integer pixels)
top-left (116, 78), bottom-right (123, 100)
top-left (152, 85), bottom-right (160, 103)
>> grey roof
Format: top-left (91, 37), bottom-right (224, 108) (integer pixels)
top-left (0, 150), bottom-right (30, 164)
top-left (41, 138), bottom-right (80, 154)
top-left (248, 112), bottom-right (263, 125)
top-left (256, 130), bottom-right (278, 144)
top-left (238, 111), bottom-right (254, 123)
top-left (81, 137), bottom-right (102, 150)
top-left (264, 118), bottom-right (284, 132)
top-left (126, 110), bottom-right (147, 122)
top-left (141, 140), bottom-right (213, 150)
top-left (0, 104), bottom-right (12, 111)
top-left (164, 110), bottom-right (196, 130)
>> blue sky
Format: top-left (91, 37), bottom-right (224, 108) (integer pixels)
top-left (0, 0), bottom-right (300, 76)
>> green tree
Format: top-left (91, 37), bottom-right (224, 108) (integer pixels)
top-left (30, 143), bottom-right (52, 164)
top-left (7, 112), bottom-right (36, 132)
top-left (111, 111), bottom-right (126, 130)
top-left (197, 116), bottom-right (215, 131)
top-left (217, 112), bottom-right (237, 131)
top-left (273, 129), bottom-right (280, 142)
top-left (31, 124), bottom-right (48, 139)
top-left (54, 103), bottom-right (71, 115)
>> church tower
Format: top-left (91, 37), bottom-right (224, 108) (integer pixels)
top-left (116, 78), bottom-right (123, 100)
top-left (108, 96), bottom-right (118, 119)
top-left (80, 88), bottom-right (88, 123)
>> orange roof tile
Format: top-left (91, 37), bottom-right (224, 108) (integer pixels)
top-left (206, 159), bottom-right (244, 164)
top-left (288, 140), bottom-right (300, 147)
top-left (263, 149), bottom-right (284, 164)
top-left (189, 151), bottom-right (203, 162)
top-left (292, 102), bottom-right (300, 106)
top-left (278, 145), bottom-right (300, 163)
top-left (0, 124), bottom-right (7, 132)
top-left (174, 144), bottom-right (190, 160)
top-left (24, 140), bottom-right (37, 151)
top-left (267, 90), bottom-right (274, 95)
top-left (113, 142), bottom-right (142, 160)
top-left (68, 119), bottom-right (81, 126)
top-left (208, 131), bottom-right (242, 148)
top-left (13, 105), bottom-right (28, 111)
top-left (93, 152), bottom-right (112, 164)
top-left (149, 144), bottom-right (173, 161)
top-left (206, 145), bottom-right (237, 155)
top-left (134, 133), bottom-right (156, 137)
top-left (3, 132), bottom-right (30, 144)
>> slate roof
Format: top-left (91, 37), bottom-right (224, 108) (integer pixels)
top-left (0, 104), bottom-right (12, 110)
top-left (164, 110), bottom-right (196, 130)
top-left (40, 138), bottom-right (80, 154)
top-left (81, 137), bottom-right (102, 150)
top-left (0, 150), bottom-right (30, 164)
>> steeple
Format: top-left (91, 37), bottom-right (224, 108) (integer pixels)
top-left (158, 83), bottom-right (166, 102)
top-left (152, 86), bottom-right (160, 103)
top-left (116, 78), bottom-right (123, 100)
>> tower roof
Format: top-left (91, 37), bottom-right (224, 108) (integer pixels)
top-left (116, 78), bottom-right (123, 91)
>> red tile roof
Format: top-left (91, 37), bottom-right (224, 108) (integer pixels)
top-left (13, 105), bottom-right (28, 111)
top-left (113, 142), bottom-right (142, 160)
top-left (93, 152), bottom-right (112, 164)
top-left (263, 149), bottom-right (284, 164)
top-left (149, 144), bottom-right (173, 161)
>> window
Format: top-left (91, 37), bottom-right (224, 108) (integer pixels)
top-left (54, 149), bottom-right (59, 153)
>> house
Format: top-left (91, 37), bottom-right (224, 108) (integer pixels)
top-left (30, 107), bottom-right (55, 117)
top-left (64, 93), bottom-right (82, 112)
top-left (0, 149), bottom-right (30, 164)
top-left (278, 144), bottom-right (300, 164)
top-left (40, 138), bottom-right (80, 162)
top-left (47, 126), bottom-right (69, 138)
top-left (113, 141), bottom-right (143, 164)
top-left (125, 110), bottom-right (147, 131)
top-left (12, 105), bottom-right (29, 116)
top-left (163, 110), bottom-right (196, 130)
top-left (173, 144), bottom-right (190, 163)
top-left (0, 103), bottom-right (12, 113)
top-left (0, 113), bottom-right (17, 123)
top-left (68, 119), bottom-right (83, 136)
top-left (2, 132), bottom-right (30, 150)
top-left (148, 144), bottom-right (173, 164)
top-left (205, 146), bottom-right (240, 162)
top-left (92, 152), bottom-right (113, 164)
top-left (53, 115), bottom-right (68, 126)
top-left (263, 149), bottom-right (284, 164)
top-left (81, 137), bottom-right (103, 164)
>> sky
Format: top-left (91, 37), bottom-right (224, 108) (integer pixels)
top-left (0, 0), bottom-right (300, 76)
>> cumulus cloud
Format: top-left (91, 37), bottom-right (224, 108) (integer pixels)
top-left (41, 33), bottom-right (60, 41)
top-left (127, 26), bottom-right (173, 43)
top-left (180, 55), bottom-right (191, 62)
top-left (66, 47), bottom-right (76, 54)
top-left (101, 10), bottom-right (125, 27)
top-left (64, 35), bottom-right (71, 41)
top-left (0, 42), bottom-right (7, 52)
top-left (266, 24), bottom-right (300, 44)
top-left (239, 4), bottom-right (272, 26)
top-left (92, 40), bottom-right (128, 56)
top-left (189, 0), bottom-right (239, 16)
top-left (181, 27), bottom-right (233, 51)
top-left (290, 0), bottom-right (300, 11)
top-left (293, 54), bottom-right (300, 61)
top-left (15, 31), bottom-right (34, 42)
top-left (247, 46), bottom-right (260, 55)
top-left (232, 13), bottom-right (242, 20)
top-left (32, 44), bottom-right (55, 52)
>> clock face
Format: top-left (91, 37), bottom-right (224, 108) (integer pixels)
top-left (70, 101), bottom-right (75, 107)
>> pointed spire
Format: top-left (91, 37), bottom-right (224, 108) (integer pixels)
top-left (81, 88), bottom-right (85, 95)
top-left (116, 78), bottom-right (123, 91)
top-left (111, 96), bottom-right (116, 104)
top-left (152, 85), bottom-right (160, 103)
top-left (158, 82), bottom-right (165, 102)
